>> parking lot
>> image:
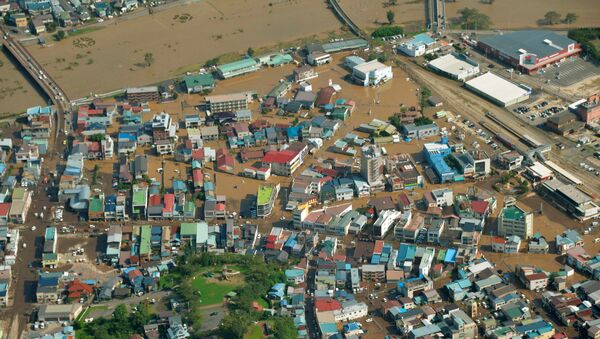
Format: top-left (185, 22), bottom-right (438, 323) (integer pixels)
top-left (538, 57), bottom-right (600, 87)
top-left (511, 96), bottom-right (567, 126)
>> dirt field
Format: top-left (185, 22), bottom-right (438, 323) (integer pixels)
top-left (26, 0), bottom-right (342, 99)
top-left (0, 50), bottom-right (46, 115)
top-left (342, 0), bottom-right (600, 31)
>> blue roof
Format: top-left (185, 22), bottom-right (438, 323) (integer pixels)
top-left (343, 322), bottom-right (361, 332)
top-left (371, 254), bottom-right (381, 264)
top-left (319, 323), bottom-right (338, 334)
top-left (39, 276), bottom-right (59, 287)
top-left (414, 33), bottom-right (435, 45)
top-left (118, 133), bottom-right (136, 142)
top-left (444, 248), bottom-right (457, 263)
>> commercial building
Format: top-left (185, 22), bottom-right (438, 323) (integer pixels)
top-left (262, 144), bottom-right (307, 176)
top-left (423, 142), bottom-right (455, 183)
top-left (476, 30), bottom-right (581, 74)
top-left (540, 179), bottom-right (600, 221)
top-left (397, 33), bottom-right (436, 57)
top-left (205, 92), bottom-right (251, 113)
top-left (498, 202), bottom-right (533, 239)
top-left (351, 60), bottom-right (393, 86)
top-left (403, 123), bottom-right (439, 139)
top-left (37, 304), bottom-right (83, 322)
top-left (321, 38), bottom-right (369, 53)
top-left (575, 94), bottom-right (600, 124)
top-left (464, 72), bottom-right (529, 107)
top-left (428, 53), bottom-right (480, 81)
top-left (307, 52), bottom-right (332, 66)
top-left (216, 58), bottom-right (260, 79)
top-left (546, 111), bottom-right (585, 135)
top-left (256, 184), bottom-right (280, 218)
top-left (126, 87), bottom-right (160, 102)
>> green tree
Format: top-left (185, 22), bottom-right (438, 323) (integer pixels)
top-left (144, 52), bottom-right (154, 67)
top-left (53, 30), bottom-right (66, 41)
top-left (543, 11), bottom-right (562, 25)
top-left (386, 10), bottom-right (395, 24)
top-left (45, 22), bottom-right (57, 33)
top-left (219, 312), bottom-right (252, 339)
top-left (564, 13), bottom-right (578, 24)
top-left (272, 316), bottom-right (297, 339)
top-left (457, 8), bottom-right (491, 30)
top-left (88, 134), bottom-right (105, 142)
top-left (371, 26), bottom-right (403, 38)
top-left (205, 57), bottom-right (219, 67)
top-left (247, 47), bottom-right (255, 57)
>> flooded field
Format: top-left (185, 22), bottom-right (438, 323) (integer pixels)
top-left (342, 0), bottom-right (600, 31)
top-left (0, 50), bottom-right (46, 116)
top-left (26, 0), bottom-right (341, 99)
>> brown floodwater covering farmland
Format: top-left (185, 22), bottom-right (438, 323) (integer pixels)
top-left (0, 51), bottom-right (46, 115)
top-left (341, 0), bottom-right (600, 31)
top-left (25, 0), bottom-right (342, 99)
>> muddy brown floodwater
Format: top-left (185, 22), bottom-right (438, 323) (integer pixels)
top-left (25, 0), bottom-right (342, 99)
top-left (342, 0), bottom-right (600, 31)
top-left (0, 51), bottom-right (46, 115)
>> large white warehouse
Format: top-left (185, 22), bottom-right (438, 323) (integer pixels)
top-left (428, 53), bottom-right (480, 81)
top-left (464, 72), bottom-right (530, 107)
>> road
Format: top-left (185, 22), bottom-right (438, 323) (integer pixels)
top-left (0, 27), bottom-right (69, 149)
top-left (398, 58), bottom-right (600, 193)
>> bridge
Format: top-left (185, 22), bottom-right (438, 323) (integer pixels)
top-left (1, 27), bottom-right (69, 148)
top-left (327, 0), bottom-right (365, 39)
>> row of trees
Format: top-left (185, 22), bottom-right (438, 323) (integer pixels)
top-left (541, 11), bottom-right (578, 25)
top-left (568, 28), bottom-right (600, 61)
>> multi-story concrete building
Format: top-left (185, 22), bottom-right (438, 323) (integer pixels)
top-left (360, 145), bottom-right (385, 192)
top-left (498, 201), bottom-right (533, 239)
top-left (256, 184), bottom-right (280, 218)
top-left (205, 92), bottom-right (251, 113)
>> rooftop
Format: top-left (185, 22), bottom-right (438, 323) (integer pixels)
top-left (465, 72), bottom-right (529, 105)
top-left (257, 185), bottom-right (275, 206)
top-left (479, 30), bottom-right (577, 61)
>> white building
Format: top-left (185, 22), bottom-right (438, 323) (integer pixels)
top-left (397, 33), bottom-right (436, 57)
top-left (373, 209), bottom-right (402, 239)
top-left (351, 60), bottom-right (393, 86)
top-left (465, 72), bottom-right (530, 107)
top-left (431, 188), bottom-right (453, 207)
top-left (334, 301), bottom-right (368, 322)
top-left (428, 53), bottom-right (480, 81)
top-left (307, 52), bottom-right (332, 66)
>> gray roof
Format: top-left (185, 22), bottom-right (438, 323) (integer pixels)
top-left (548, 110), bottom-right (578, 125)
top-left (479, 30), bottom-right (576, 61)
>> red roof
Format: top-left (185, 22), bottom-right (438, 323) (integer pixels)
top-left (373, 240), bottom-right (384, 254)
top-left (163, 194), bottom-right (174, 213)
top-left (471, 200), bottom-right (489, 215)
top-left (262, 150), bottom-right (297, 164)
top-left (492, 236), bottom-right (506, 244)
top-left (526, 272), bottom-right (548, 281)
top-left (149, 194), bottom-right (161, 206)
top-left (315, 298), bottom-right (342, 312)
top-left (0, 203), bottom-right (10, 216)
top-left (192, 169), bottom-right (203, 185)
top-left (217, 154), bottom-right (234, 169)
top-left (88, 141), bottom-right (101, 152)
top-left (398, 193), bottom-right (411, 207)
top-left (192, 149), bottom-right (204, 160)
top-left (68, 280), bottom-right (93, 295)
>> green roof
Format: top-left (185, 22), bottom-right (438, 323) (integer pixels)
top-left (184, 73), bottom-right (215, 89)
top-left (180, 222), bottom-right (199, 236)
top-left (139, 225), bottom-right (151, 255)
top-left (503, 205), bottom-right (525, 220)
top-left (217, 58), bottom-right (258, 73)
top-left (42, 252), bottom-right (58, 261)
top-left (89, 195), bottom-right (104, 213)
top-left (132, 187), bottom-right (147, 206)
top-left (184, 201), bottom-right (196, 214)
top-left (257, 185), bottom-right (274, 206)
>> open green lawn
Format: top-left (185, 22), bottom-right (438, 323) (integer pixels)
top-left (191, 275), bottom-right (240, 306)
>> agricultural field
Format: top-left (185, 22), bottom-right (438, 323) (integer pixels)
top-left (25, 0), bottom-right (342, 99)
